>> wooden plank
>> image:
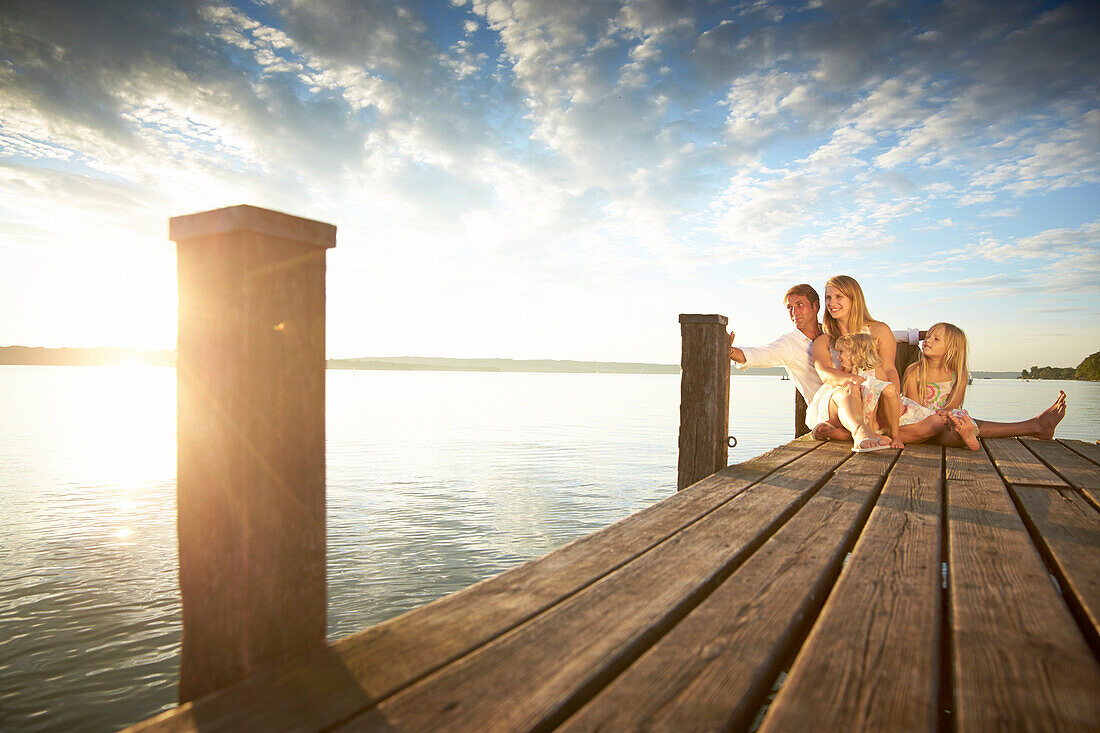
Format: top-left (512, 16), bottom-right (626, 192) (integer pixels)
top-left (760, 444), bottom-right (943, 733)
top-left (984, 437), bottom-right (1067, 488)
top-left (557, 450), bottom-right (885, 731)
top-left (946, 447), bottom-right (1100, 731)
top-left (335, 443), bottom-right (855, 732)
top-left (834, 444), bottom-right (899, 478)
top-left (1023, 438), bottom-right (1100, 492)
top-left (1008, 482), bottom-right (1100, 644)
top-left (1053, 439), bottom-right (1100, 508)
top-left (126, 439), bottom-right (821, 732)
top-left (1062, 438), bottom-right (1100, 465)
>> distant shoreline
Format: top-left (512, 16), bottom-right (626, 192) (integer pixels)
top-left (0, 346), bottom-right (1038, 379)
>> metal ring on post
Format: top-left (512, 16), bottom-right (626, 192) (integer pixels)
top-left (728, 436), bottom-right (737, 449)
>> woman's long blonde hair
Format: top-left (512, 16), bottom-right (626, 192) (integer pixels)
top-left (904, 322), bottom-right (970, 407)
top-left (823, 275), bottom-right (878, 344)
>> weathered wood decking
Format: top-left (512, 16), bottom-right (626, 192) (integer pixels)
top-left (130, 436), bottom-right (1100, 732)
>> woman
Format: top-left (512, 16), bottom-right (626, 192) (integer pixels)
top-left (805, 275), bottom-right (914, 452)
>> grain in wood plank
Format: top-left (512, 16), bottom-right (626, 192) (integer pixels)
top-left (984, 437), bottom-right (1067, 488)
top-left (760, 444), bottom-right (943, 733)
top-left (1022, 438), bottom-right (1100, 492)
top-left (834, 444), bottom-right (899, 478)
top-left (125, 438), bottom-right (821, 732)
top-left (1058, 439), bottom-right (1100, 509)
top-left (1008, 483), bottom-right (1100, 645)
top-left (557, 459), bottom-right (884, 731)
top-left (946, 447), bottom-right (1100, 732)
top-left (1061, 438), bottom-right (1100, 467)
top-left (335, 443), bottom-right (854, 732)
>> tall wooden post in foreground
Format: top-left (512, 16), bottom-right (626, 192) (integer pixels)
top-left (677, 314), bottom-right (731, 491)
top-left (170, 205), bottom-right (336, 702)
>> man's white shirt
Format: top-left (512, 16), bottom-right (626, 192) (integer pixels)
top-left (734, 329), bottom-right (823, 402)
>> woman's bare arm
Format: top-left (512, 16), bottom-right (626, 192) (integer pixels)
top-left (812, 335), bottom-right (859, 386)
top-left (871, 322), bottom-right (901, 392)
top-left (902, 367), bottom-right (919, 401)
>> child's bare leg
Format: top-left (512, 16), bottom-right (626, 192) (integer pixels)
top-left (898, 413), bottom-right (947, 445)
top-left (879, 383), bottom-right (904, 449)
top-left (832, 384), bottom-right (888, 448)
top-left (973, 391), bottom-right (1066, 440)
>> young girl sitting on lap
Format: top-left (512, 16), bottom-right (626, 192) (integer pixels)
top-left (809, 332), bottom-right (901, 452)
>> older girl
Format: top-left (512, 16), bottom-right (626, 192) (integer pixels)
top-left (904, 322), bottom-right (1067, 447)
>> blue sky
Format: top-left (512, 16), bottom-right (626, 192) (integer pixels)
top-left (1, 0), bottom-right (1097, 369)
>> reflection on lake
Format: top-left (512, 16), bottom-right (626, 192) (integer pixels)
top-left (0, 366), bottom-right (1096, 730)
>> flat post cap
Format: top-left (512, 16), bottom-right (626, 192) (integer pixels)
top-left (169, 205), bottom-right (336, 248)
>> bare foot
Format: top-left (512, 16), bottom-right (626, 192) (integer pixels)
top-left (948, 413), bottom-right (980, 451)
top-left (1034, 390), bottom-right (1067, 440)
top-left (852, 426), bottom-right (891, 452)
top-left (812, 422), bottom-right (849, 442)
top-left (853, 436), bottom-right (892, 452)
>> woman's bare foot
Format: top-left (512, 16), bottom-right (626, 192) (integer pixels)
top-left (812, 422), bottom-right (849, 442)
top-left (948, 413), bottom-right (980, 450)
top-left (1033, 391), bottom-right (1067, 440)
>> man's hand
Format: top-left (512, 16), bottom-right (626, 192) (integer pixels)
top-left (729, 332), bottom-right (747, 364)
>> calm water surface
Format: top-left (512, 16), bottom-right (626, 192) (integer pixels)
top-left (1, 366), bottom-right (1096, 730)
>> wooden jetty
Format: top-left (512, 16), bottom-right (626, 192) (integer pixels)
top-left (128, 206), bottom-right (1098, 731)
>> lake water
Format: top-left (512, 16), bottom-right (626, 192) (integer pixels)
top-left (1, 366), bottom-right (1096, 731)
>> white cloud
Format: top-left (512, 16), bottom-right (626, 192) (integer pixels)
top-left (0, 0), bottom-right (1096, 366)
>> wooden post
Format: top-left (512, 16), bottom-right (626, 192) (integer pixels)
top-left (677, 314), bottom-right (730, 491)
top-left (794, 390), bottom-right (809, 438)
top-left (169, 205), bottom-right (336, 702)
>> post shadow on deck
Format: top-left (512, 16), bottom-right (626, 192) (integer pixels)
top-left (169, 205), bottom-right (335, 703)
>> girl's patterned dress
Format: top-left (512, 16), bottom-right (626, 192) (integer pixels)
top-left (858, 374), bottom-right (977, 433)
top-left (907, 378), bottom-right (978, 432)
top-left (857, 369), bottom-right (890, 431)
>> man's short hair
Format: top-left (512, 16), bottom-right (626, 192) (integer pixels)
top-left (785, 283), bottom-right (819, 307)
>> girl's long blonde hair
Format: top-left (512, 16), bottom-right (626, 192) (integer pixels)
top-left (836, 332), bottom-right (881, 371)
top-left (823, 275), bottom-right (878, 344)
top-left (904, 322), bottom-right (970, 407)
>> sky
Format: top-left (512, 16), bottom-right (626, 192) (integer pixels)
top-left (1, 0), bottom-right (1098, 370)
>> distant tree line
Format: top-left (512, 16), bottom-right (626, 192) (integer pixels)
top-left (1020, 366), bottom-right (1075, 380)
top-left (0, 346), bottom-right (175, 366)
top-left (1019, 350), bottom-right (1100, 381)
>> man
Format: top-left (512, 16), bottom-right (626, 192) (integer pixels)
top-left (728, 283), bottom-right (824, 407)
top-left (730, 284), bottom-right (947, 445)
